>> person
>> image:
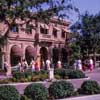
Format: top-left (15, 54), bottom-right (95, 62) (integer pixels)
top-left (73, 60), bottom-right (77, 70)
top-left (77, 58), bottom-right (82, 70)
top-left (17, 61), bottom-right (21, 72)
top-left (21, 59), bottom-right (28, 72)
top-left (46, 59), bottom-right (51, 70)
top-left (30, 58), bottom-right (35, 72)
top-left (4, 61), bottom-right (11, 76)
top-left (82, 62), bottom-right (86, 71)
top-left (57, 60), bottom-right (62, 69)
top-left (35, 60), bottom-right (40, 71)
top-left (89, 57), bottom-right (94, 72)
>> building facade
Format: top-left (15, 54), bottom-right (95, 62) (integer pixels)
top-left (0, 18), bottom-right (70, 69)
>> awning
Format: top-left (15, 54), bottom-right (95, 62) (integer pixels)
top-left (40, 24), bottom-right (49, 29)
top-left (62, 28), bottom-right (70, 33)
top-left (26, 46), bottom-right (36, 57)
top-left (54, 27), bottom-right (60, 31)
top-left (11, 46), bottom-right (23, 57)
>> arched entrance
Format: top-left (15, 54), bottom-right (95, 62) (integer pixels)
top-left (25, 46), bottom-right (36, 65)
top-left (0, 48), bottom-right (2, 68)
top-left (10, 45), bottom-right (22, 66)
top-left (40, 47), bottom-right (48, 68)
top-left (61, 48), bottom-right (68, 67)
top-left (52, 47), bottom-right (59, 68)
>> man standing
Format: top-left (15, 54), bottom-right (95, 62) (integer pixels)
top-left (46, 59), bottom-right (51, 70)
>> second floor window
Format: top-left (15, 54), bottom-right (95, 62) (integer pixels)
top-left (61, 30), bottom-right (66, 38)
top-left (26, 23), bottom-right (33, 34)
top-left (40, 27), bottom-right (48, 34)
top-left (11, 24), bottom-right (19, 33)
top-left (52, 29), bottom-right (57, 38)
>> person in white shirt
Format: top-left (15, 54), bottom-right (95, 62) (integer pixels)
top-left (46, 59), bottom-right (51, 70)
top-left (77, 58), bottom-right (82, 70)
top-left (30, 58), bottom-right (35, 72)
top-left (57, 60), bottom-right (62, 69)
top-left (4, 61), bottom-right (11, 76)
top-left (89, 57), bottom-right (94, 72)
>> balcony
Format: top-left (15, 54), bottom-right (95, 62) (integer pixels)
top-left (42, 34), bottom-right (51, 38)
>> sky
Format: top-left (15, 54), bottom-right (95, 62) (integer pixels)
top-left (71, 0), bottom-right (100, 23)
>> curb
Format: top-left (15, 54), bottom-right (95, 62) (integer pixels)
top-left (0, 77), bottom-right (90, 86)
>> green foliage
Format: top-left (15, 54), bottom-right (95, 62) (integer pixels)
top-left (49, 80), bottom-right (74, 99)
top-left (71, 12), bottom-right (100, 57)
top-left (54, 68), bottom-right (67, 79)
top-left (24, 83), bottom-right (48, 100)
top-left (12, 70), bottom-right (48, 82)
top-left (20, 95), bottom-right (31, 100)
top-left (0, 85), bottom-right (20, 100)
top-left (67, 70), bottom-right (85, 79)
top-left (78, 80), bottom-right (100, 95)
top-left (54, 69), bottom-right (85, 79)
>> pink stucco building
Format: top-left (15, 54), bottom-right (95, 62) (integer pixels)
top-left (0, 18), bottom-right (70, 69)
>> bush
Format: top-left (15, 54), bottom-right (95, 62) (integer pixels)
top-left (49, 80), bottom-right (74, 99)
top-left (78, 80), bottom-right (100, 95)
top-left (67, 70), bottom-right (85, 79)
top-left (0, 85), bottom-right (20, 100)
top-left (20, 95), bottom-right (31, 100)
top-left (24, 83), bottom-right (48, 100)
top-left (54, 68), bottom-right (70, 79)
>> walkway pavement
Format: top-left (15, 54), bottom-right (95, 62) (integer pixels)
top-left (58, 94), bottom-right (100, 100)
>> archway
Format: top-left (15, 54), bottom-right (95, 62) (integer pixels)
top-left (40, 47), bottom-right (48, 68)
top-left (0, 48), bottom-right (2, 68)
top-left (61, 48), bottom-right (68, 67)
top-left (52, 47), bottom-right (59, 68)
top-left (25, 46), bottom-right (36, 65)
top-left (10, 45), bottom-right (22, 66)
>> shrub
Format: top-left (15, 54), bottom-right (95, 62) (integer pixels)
top-left (67, 70), bottom-right (85, 79)
top-left (54, 68), bottom-right (70, 79)
top-left (49, 80), bottom-right (74, 99)
top-left (78, 80), bottom-right (100, 95)
top-left (24, 83), bottom-right (48, 100)
top-left (13, 72), bottom-right (32, 80)
top-left (20, 95), bottom-right (31, 100)
top-left (0, 85), bottom-right (20, 100)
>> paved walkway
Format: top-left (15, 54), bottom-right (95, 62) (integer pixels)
top-left (58, 94), bottom-right (100, 100)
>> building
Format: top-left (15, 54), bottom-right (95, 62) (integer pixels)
top-left (0, 18), bottom-right (70, 69)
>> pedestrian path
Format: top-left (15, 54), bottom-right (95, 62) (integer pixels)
top-left (58, 94), bottom-right (100, 100)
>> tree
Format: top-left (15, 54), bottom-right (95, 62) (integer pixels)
top-left (71, 12), bottom-right (100, 66)
top-left (0, 0), bottom-right (78, 45)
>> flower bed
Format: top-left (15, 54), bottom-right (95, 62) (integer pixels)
top-left (0, 69), bottom-right (86, 83)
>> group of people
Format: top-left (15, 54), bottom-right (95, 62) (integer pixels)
top-left (17, 58), bottom-right (40, 72)
top-left (74, 57), bottom-right (94, 72)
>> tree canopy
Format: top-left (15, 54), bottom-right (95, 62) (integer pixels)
top-left (71, 12), bottom-right (100, 61)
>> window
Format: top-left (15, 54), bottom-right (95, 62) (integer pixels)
top-left (26, 23), bottom-right (33, 34)
top-left (61, 30), bottom-right (66, 38)
top-left (11, 24), bottom-right (19, 32)
top-left (52, 29), bottom-right (57, 38)
top-left (40, 27), bottom-right (48, 34)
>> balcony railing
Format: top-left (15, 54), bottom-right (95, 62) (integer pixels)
top-left (42, 34), bottom-right (51, 38)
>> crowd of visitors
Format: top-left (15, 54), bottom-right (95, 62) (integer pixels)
top-left (3, 56), bottom-right (94, 77)
top-left (74, 57), bottom-right (94, 72)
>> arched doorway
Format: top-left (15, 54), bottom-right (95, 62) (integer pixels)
top-left (52, 47), bottom-right (59, 68)
top-left (40, 47), bottom-right (48, 68)
top-left (61, 48), bottom-right (68, 67)
top-left (0, 48), bottom-right (2, 68)
top-left (25, 46), bottom-right (36, 65)
top-left (10, 45), bottom-right (22, 66)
